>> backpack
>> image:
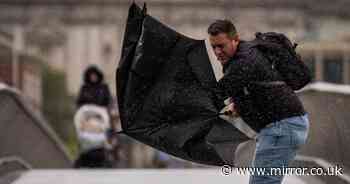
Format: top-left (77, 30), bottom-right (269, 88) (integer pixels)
top-left (252, 32), bottom-right (311, 90)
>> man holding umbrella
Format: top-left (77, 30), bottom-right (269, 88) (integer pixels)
top-left (208, 19), bottom-right (311, 183)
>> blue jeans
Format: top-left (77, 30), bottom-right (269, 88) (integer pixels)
top-left (249, 114), bottom-right (309, 184)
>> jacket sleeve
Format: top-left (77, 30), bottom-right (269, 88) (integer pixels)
top-left (216, 56), bottom-right (257, 101)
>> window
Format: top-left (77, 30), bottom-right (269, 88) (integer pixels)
top-left (323, 56), bottom-right (343, 84)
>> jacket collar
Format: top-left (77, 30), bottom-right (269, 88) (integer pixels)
top-left (222, 41), bottom-right (245, 73)
top-left (222, 59), bottom-right (233, 73)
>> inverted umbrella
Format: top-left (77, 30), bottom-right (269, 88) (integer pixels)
top-left (116, 3), bottom-right (254, 166)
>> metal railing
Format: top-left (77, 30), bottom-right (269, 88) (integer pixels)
top-left (0, 156), bottom-right (32, 180)
top-left (0, 156), bottom-right (32, 170)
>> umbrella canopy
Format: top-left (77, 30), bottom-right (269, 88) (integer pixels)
top-left (116, 3), bottom-right (252, 166)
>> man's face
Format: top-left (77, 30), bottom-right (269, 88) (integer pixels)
top-left (209, 33), bottom-right (239, 65)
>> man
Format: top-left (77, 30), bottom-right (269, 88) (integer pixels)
top-left (208, 19), bottom-right (310, 183)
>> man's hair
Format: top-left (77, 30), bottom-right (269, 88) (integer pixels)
top-left (208, 19), bottom-right (237, 37)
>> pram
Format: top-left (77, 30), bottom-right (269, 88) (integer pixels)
top-left (73, 105), bottom-right (113, 168)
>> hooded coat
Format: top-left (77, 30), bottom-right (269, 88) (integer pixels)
top-left (77, 66), bottom-right (112, 108)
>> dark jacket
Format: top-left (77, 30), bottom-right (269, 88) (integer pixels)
top-left (77, 66), bottom-right (112, 108)
top-left (216, 41), bottom-right (310, 132)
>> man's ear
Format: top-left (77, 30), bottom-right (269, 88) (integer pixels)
top-left (231, 34), bottom-right (240, 43)
top-left (230, 35), bottom-right (239, 47)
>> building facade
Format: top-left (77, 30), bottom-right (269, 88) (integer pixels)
top-left (1, 0), bottom-right (350, 96)
top-left (0, 28), bottom-right (43, 111)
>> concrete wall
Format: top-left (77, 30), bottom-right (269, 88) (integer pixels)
top-left (298, 89), bottom-right (350, 168)
top-left (0, 86), bottom-right (72, 168)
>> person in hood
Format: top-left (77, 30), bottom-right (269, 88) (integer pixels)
top-left (77, 65), bottom-right (112, 108)
top-left (75, 65), bottom-right (113, 168)
top-left (208, 20), bottom-right (310, 184)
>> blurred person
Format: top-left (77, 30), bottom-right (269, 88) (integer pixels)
top-left (75, 65), bottom-right (117, 168)
top-left (76, 65), bottom-right (112, 108)
top-left (208, 19), bottom-right (311, 184)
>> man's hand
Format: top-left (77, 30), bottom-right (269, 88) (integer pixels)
top-left (224, 102), bottom-right (239, 117)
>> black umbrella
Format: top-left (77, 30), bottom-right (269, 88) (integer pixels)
top-left (116, 3), bottom-right (252, 166)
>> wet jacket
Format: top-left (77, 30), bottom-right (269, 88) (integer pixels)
top-left (77, 66), bottom-right (112, 108)
top-left (216, 41), bottom-right (311, 132)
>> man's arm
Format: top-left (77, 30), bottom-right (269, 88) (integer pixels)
top-left (216, 57), bottom-right (256, 100)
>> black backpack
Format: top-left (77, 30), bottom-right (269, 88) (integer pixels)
top-left (252, 32), bottom-right (311, 90)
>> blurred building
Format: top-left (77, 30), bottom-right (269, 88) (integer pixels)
top-left (1, 0), bottom-right (350, 96)
top-left (0, 28), bottom-right (43, 111)
top-left (0, 84), bottom-right (72, 169)
top-left (1, 0), bottom-right (350, 168)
